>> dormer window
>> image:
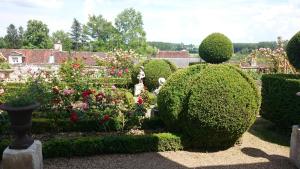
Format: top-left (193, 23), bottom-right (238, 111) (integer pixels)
top-left (8, 51), bottom-right (23, 64)
top-left (48, 56), bottom-right (55, 64)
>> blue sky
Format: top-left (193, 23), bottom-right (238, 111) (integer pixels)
top-left (0, 0), bottom-right (300, 44)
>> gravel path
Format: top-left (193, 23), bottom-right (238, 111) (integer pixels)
top-left (41, 132), bottom-right (296, 169)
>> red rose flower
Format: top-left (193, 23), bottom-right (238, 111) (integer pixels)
top-left (137, 96), bottom-right (143, 105)
top-left (99, 115), bottom-right (110, 125)
top-left (95, 92), bottom-right (105, 101)
top-left (103, 115), bottom-right (110, 121)
top-left (72, 63), bottom-right (81, 69)
top-left (124, 68), bottom-right (129, 73)
top-left (70, 112), bottom-right (78, 123)
top-left (117, 70), bottom-right (123, 77)
top-left (110, 70), bottom-right (115, 75)
top-left (82, 89), bottom-right (92, 98)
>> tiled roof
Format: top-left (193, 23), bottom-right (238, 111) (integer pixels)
top-left (0, 49), bottom-right (106, 65)
top-left (156, 50), bottom-right (190, 58)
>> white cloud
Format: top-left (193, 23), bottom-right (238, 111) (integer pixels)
top-left (1, 0), bottom-right (300, 43)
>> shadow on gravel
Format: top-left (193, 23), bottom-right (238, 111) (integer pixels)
top-left (41, 147), bottom-right (296, 169)
top-left (248, 117), bottom-right (290, 146)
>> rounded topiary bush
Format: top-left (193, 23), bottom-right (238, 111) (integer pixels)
top-left (157, 64), bottom-right (207, 130)
top-left (158, 64), bottom-right (260, 149)
top-left (199, 33), bottom-right (233, 64)
top-left (286, 31), bottom-right (300, 69)
top-left (183, 65), bottom-right (260, 148)
top-left (131, 60), bottom-right (177, 91)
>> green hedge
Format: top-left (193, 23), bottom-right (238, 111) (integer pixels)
top-left (0, 133), bottom-right (182, 159)
top-left (286, 31), bottom-right (300, 69)
top-left (261, 74), bottom-right (300, 130)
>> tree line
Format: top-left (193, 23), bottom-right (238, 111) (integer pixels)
top-left (0, 8), bottom-right (157, 56)
top-left (149, 41), bottom-right (281, 54)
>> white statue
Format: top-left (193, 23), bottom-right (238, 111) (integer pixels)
top-left (134, 66), bottom-right (145, 96)
top-left (154, 77), bottom-right (166, 95)
top-left (137, 66), bottom-right (145, 84)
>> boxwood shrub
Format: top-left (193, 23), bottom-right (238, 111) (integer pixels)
top-left (261, 74), bottom-right (300, 130)
top-left (199, 33), bottom-right (233, 64)
top-left (0, 133), bottom-right (183, 159)
top-left (182, 65), bottom-right (260, 148)
top-left (158, 64), bottom-right (261, 149)
top-left (157, 64), bottom-right (208, 130)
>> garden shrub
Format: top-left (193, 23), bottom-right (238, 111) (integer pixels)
top-left (0, 83), bottom-right (26, 104)
top-left (199, 33), bottom-right (233, 64)
top-left (157, 64), bottom-right (208, 130)
top-left (261, 74), bottom-right (300, 130)
top-left (42, 133), bottom-right (182, 158)
top-left (144, 60), bottom-right (176, 91)
top-left (286, 31), bottom-right (300, 69)
top-left (182, 65), bottom-right (260, 148)
top-left (131, 60), bottom-right (177, 91)
top-left (158, 64), bottom-right (260, 148)
top-left (141, 117), bottom-right (165, 130)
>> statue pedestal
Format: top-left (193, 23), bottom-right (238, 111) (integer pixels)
top-left (290, 125), bottom-right (300, 168)
top-left (2, 140), bottom-right (43, 169)
top-left (134, 83), bottom-right (144, 96)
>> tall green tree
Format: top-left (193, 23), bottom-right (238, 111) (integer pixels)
top-left (83, 15), bottom-right (119, 51)
top-left (51, 30), bottom-right (72, 51)
top-left (23, 20), bottom-right (52, 49)
top-left (70, 18), bottom-right (82, 51)
top-left (18, 26), bottom-right (24, 47)
top-left (4, 24), bottom-right (22, 48)
top-left (0, 37), bottom-right (6, 48)
top-left (115, 8), bottom-right (147, 54)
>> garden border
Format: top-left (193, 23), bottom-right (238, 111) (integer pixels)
top-left (0, 133), bottom-right (183, 159)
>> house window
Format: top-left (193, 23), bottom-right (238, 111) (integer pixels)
top-left (12, 57), bottom-right (19, 63)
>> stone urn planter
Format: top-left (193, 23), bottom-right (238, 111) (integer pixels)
top-left (0, 102), bottom-right (40, 149)
top-left (0, 69), bottom-right (14, 80)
